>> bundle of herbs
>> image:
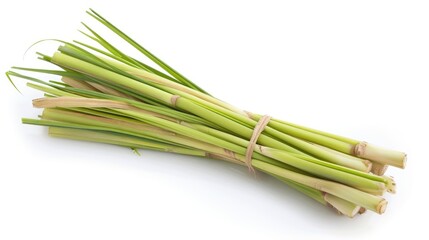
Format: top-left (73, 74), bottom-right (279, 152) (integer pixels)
top-left (6, 9), bottom-right (406, 217)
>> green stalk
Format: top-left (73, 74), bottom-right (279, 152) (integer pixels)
top-left (49, 127), bottom-right (207, 157)
top-left (278, 178), bottom-right (327, 205)
top-left (255, 114), bottom-right (360, 145)
top-left (324, 193), bottom-right (360, 217)
top-left (251, 113), bottom-right (355, 154)
top-left (181, 121), bottom-right (303, 154)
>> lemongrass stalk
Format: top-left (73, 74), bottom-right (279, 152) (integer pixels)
top-left (261, 117), bottom-right (356, 154)
top-left (279, 179), bottom-right (327, 205)
top-left (49, 127), bottom-right (208, 157)
top-left (33, 97), bottom-right (131, 109)
top-left (354, 142), bottom-right (406, 169)
top-left (381, 176), bottom-right (396, 194)
top-left (290, 153), bottom-right (385, 183)
top-left (253, 160), bottom-right (387, 214)
top-left (61, 76), bottom-right (98, 91)
top-left (309, 143), bottom-right (372, 172)
top-left (51, 52), bottom-right (173, 104)
top-left (324, 193), bottom-right (360, 217)
top-left (86, 81), bottom-right (137, 100)
top-left (259, 126), bottom-right (370, 171)
top-left (62, 75), bottom-right (139, 100)
top-left (182, 119), bottom-right (303, 154)
top-left (250, 113), bottom-right (360, 145)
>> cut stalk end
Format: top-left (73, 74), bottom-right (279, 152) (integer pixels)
top-left (383, 176), bottom-right (397, 194)
top-left (371, 162), bottom-right (389, 176)
top-left (377, 200), bottom-right (388, 214)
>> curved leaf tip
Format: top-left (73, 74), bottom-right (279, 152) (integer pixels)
top-left (5, 71), bottom-right (22, 94)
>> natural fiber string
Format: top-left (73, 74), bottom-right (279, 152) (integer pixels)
top-left (245, 115), bottom-right (272, 173)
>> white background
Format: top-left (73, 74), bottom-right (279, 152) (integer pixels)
top-left (1, 1), bottom-right (428, 239)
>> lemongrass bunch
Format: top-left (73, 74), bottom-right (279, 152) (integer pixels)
top-left (6, 9), bottom-right (406, 217)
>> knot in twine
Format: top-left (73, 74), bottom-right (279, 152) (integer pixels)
top-left (245, 115), bottom-right (271, 174)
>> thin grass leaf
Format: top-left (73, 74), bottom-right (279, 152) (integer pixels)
top-left (87, 8), bottom-right (209, 94)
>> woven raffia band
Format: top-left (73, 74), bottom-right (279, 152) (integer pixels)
top-left (245, 115), bottom-right (272, 173)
